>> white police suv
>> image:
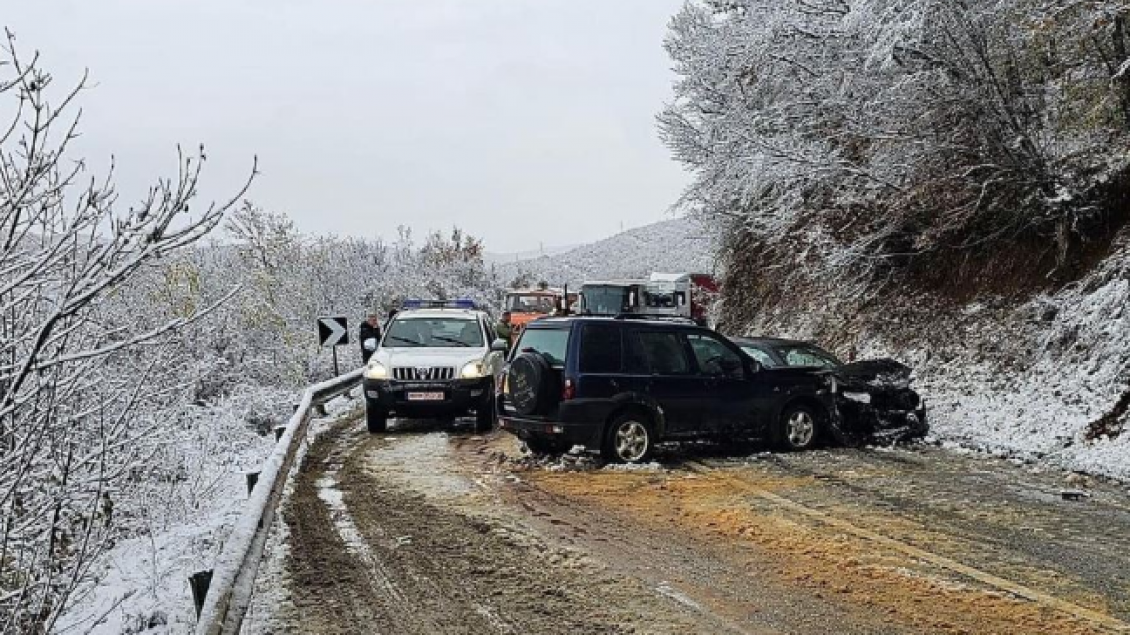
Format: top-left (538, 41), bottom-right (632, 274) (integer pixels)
top-left (362, 300), bottom-right (508, 433)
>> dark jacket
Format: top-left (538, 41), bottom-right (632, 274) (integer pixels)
top-left (360, 321), bottom-right (381, 362)
top-left (495, 320), bottom-right (513, 343)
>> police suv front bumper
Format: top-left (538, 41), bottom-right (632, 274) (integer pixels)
top-left (364, 376), bottom-right (493, 416)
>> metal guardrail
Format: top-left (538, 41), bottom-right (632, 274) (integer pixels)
top-left (194, 368), bottom-right (364, 635)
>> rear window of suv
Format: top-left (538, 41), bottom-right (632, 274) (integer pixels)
top-left (514, 326), bottom-right (570, 367)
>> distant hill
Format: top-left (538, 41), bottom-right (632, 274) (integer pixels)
top-left (484, 244), bottom-right (581, 265)
top-left (493, 217), bottom-right (718, 288)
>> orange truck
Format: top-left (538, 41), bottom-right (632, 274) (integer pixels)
top-left (503, 286), bottom-right (576, 343)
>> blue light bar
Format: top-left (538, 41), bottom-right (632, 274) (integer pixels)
top-left (401, 298), bottom-right (478, 310)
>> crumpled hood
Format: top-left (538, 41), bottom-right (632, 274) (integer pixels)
top-left (831, 359), bottom-right (913, 392)
top-left (374, 347), bottom-right (483, 369)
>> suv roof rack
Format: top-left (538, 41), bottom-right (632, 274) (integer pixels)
top-left (611, 313), bottom-right (698, 324)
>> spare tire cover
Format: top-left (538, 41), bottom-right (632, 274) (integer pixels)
top-left (509, 352), bottom-right (550, 416)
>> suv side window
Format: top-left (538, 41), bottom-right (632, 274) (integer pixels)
top-left (634, 330), bottom-right (692, 375)
top-left (688, 333), bottom-right (744, 378)
top-left (579, 323), bottom-right (622, 373)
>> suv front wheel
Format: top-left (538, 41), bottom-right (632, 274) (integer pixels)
top-left (775, 403), bottom-right (820, 451)
top-left (602, 414), bottom-right (655, 464)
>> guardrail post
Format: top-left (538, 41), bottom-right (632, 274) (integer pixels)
top-left (274, 425), bottom-right (286, 442)
top-left (314, 403), bottom-right (328, 417)
top-left (244, 471), bottom-right (260, 496)
top-left (189, 570), bottom-right (213, 618)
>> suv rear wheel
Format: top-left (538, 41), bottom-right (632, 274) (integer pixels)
top-left (775, 403), bottom-right (820, 451)
top-left (602, 414), bottom-right (655, 464)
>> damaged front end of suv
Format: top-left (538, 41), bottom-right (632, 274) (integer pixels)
top-left (823, 359), bottom-right (928, 446)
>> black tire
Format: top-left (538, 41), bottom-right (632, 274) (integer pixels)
top-left (775, 403), bottom-right (820, 451)
top-left (523, 436), bottom-right (567, 456)
top-left (601, 413), bottom-right (655, 464)
top-left (508, 352), bottom-right (552, 416)
top-left (473, 401), bottom-right (494, 433)
top-left (366, 402), bottom-right (388, 434)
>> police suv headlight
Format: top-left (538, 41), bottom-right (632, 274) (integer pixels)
top-left (460, 361), bottom-right (486, 379)
top-left (842, 391), bottom-right (871, 404)
top-left (364, 361), bottom-right (388, 380)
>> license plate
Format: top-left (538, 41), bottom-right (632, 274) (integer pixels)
top-left (406, 392), bottom-right (444, 401)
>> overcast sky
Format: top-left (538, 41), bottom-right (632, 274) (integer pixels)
top-left (6, 0), bottom-right (690, 253)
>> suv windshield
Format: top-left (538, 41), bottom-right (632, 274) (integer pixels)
top-left (384, 317), bottom-right (483, 348)
top-left (514, 327), bottom-right (570, 367)
top-left (773, 344), bottom-right (841, 369)
top-left (505, 294), bottom-right (556, 314)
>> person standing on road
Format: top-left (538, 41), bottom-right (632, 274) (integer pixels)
top-left (360, 312), bottom-right (382, 363)
top-left (495, 311), bottom-right (513, 345)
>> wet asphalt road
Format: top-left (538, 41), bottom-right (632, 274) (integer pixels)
top-left (247, 416), bottom-right (1130, 635)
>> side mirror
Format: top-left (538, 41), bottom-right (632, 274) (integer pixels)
top-left (490, 338), bottom-right (509, 353)
top-left (747, 359), bottom-right (763, 374)
top-left (363, 338), bottom-right (378, 352)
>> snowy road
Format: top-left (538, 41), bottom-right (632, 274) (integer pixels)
top-left (247, 417), bottom-right (1130, 634)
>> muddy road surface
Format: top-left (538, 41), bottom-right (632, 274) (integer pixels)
top-left (250, 417), bottom-right (1130, 634)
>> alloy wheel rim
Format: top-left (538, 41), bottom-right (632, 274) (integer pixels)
top-left (787, 411), bottom-right (815, 447)
top-left (615, 421), bottom-right (649, 462)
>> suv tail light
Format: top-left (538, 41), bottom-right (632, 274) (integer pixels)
top-left (562, 378), bottom-right (576, 401)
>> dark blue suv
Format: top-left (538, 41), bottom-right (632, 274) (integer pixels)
top-left (497, 317), bottom-right (840, 463)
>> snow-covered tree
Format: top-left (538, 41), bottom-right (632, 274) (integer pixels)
top-left (661, 0), bottom-right (1130, 322)
top-left (0, 34), bottom-right (253, 631)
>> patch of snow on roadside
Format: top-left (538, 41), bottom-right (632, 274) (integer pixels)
top-left (55, 387), bottom-right (287, 633)
top-left (603, 461), bottom-right (665, 472)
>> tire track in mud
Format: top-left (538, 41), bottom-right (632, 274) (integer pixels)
top-left (514, 447), bottom-right (1128, 634)
top-left (493, 472), bottom-right (903, 634)
top-left (452, 436), bottom-right (911, 635)
top-left (685, 459), bottom-right (1130, 633)
top-left (280, 419), bottom-right (719, 634)
top-left (739, 449), bottom-right (1130, 620)
top-left (281, 423), bottom-right (395, 634)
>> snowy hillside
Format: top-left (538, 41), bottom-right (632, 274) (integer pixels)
top-left (493, 217), bottom-right (717, 287)
top-left (484, 244), bottom-right (580, 264)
